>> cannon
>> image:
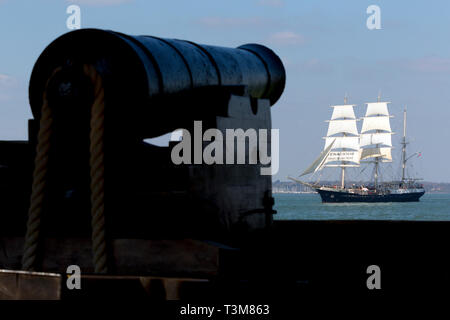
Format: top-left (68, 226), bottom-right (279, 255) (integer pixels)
top-left (29, 29), bottom-right (285, 138)
top-left (0, 29), bottom-right (285, 284)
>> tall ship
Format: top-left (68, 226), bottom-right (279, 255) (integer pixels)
top-left (289, 96), bottom-right (425, 202)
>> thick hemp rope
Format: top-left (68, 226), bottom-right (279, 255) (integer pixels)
top-left (21, 86), bottom-right (54, 271)
top-left (22, 65), bottom-right (108, 274)
top-left (84, 64), bottom-right (108, 274)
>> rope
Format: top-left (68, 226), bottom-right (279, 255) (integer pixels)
top-left (22, 65), bottom-right (108, 274)
top-left (84, 64), bottom-right (108, 274)
top-left (21, 91), bottom-right (54, 271)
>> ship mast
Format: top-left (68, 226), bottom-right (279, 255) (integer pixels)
top-left (401, 106), bottom-right (407, 181)
top-left (360, 94), bottom-right (393, 189)
top-left (341, 94), bottom-right (348, 188)
top-left (374, 93), bottom-right (381, 188)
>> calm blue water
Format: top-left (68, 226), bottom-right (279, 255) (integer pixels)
top-left (273, 193), bottom-right (450, 220)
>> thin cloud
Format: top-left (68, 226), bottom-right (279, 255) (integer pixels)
top-left (0, 74), bottom-right (10, 82)
top-left (0, 74), bottom-right (16, 87)
top-left (0, 74), bottom-right (20, 102)
top-left (67, 0), bottom-right (133, 6)
top-left (266, 31), bottom-right (305, 46)
top-left (299, 58), bottom-right (334, 74)
top-left (257, 0), bottom-right (284, 7)
top-left (407, 56), bottom-right (450, 73)
top-left (196, 17), bottom-right (267, 28)
top-left (379, 56), bottom-right (450, 74)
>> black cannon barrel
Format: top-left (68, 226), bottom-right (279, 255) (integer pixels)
top-left (29, 28), bottom-right (286, 121)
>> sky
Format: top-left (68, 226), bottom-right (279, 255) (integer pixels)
top-left (0, 0), bottom-right (449, 182)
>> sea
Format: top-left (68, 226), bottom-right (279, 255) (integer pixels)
top-left (273, 193), bottom-right (450, 221)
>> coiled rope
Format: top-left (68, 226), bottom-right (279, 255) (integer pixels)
top-left (22, 65), bottom-right (108, 274)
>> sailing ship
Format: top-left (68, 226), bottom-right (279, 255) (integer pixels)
top-left (289, 96), bottom-right (425, 202)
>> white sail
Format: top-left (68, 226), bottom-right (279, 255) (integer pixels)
top-left (325, 164), bottom-right (360, 167)
top-left (326, 119), bottom-right (358, 136)
top-left (381, 147), bottom-right (392, 161)
top-left (324, 150), bottom-right (360, 165)
top-left (359, 132), bottom-right (392, 148)
top-left (331, 104), bottom-right (356, 120)
top-left (300, 101), bottom-right (361, 177)
top-left (365, 102), bottom-right (390, 117)
top-left (360, 147), bottom-right (392, 161)
top-left (323, 103), bottom-right (360, 168)
top-left (361, 116), bottom-right (392, 133)
top-left (300, 139), bottom-right (336, 176)
top-left (324, 136), bottom-right (359, 150)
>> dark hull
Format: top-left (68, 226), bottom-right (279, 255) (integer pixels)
top-left (316, 189), bottom-right (425, 203)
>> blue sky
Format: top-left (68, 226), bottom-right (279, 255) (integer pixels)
top-left (0, 0), bottom-right (449, 181)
